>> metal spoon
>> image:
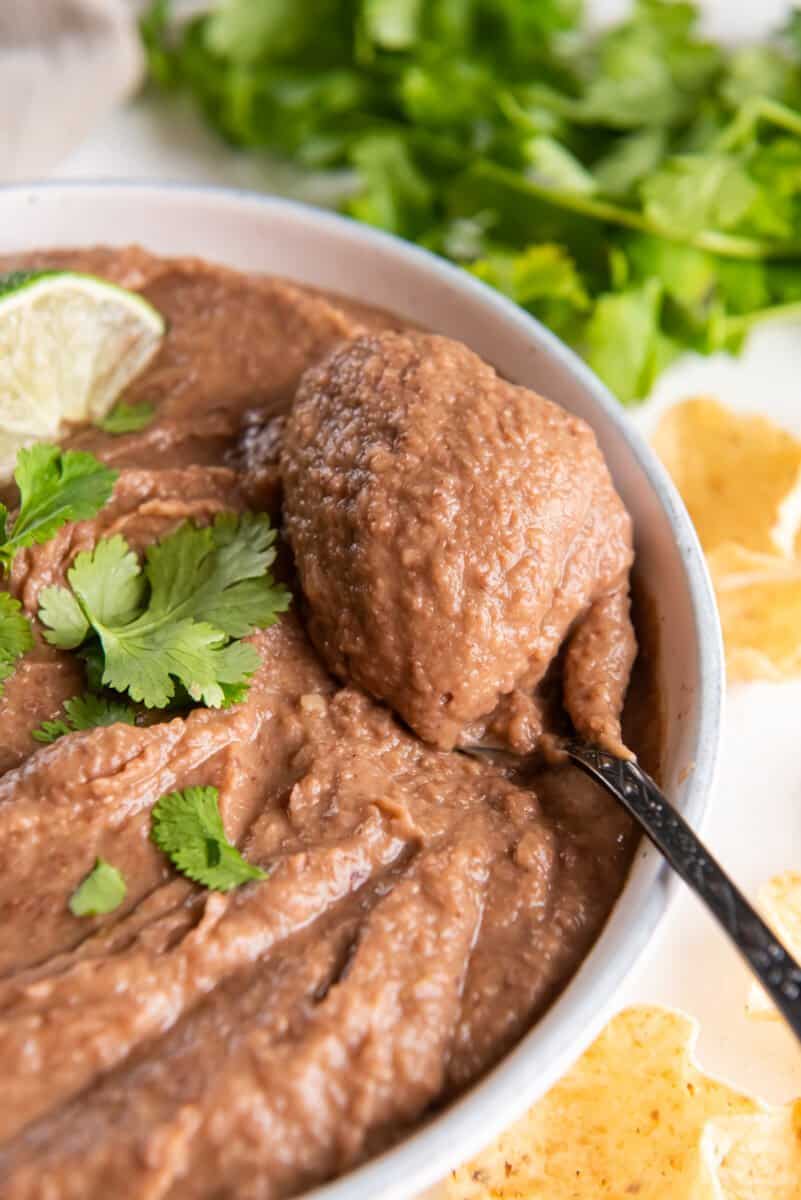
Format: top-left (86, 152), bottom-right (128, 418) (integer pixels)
top-left (471, 738), bottom-right (801, 1044)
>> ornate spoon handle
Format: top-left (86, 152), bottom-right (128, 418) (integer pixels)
top-left (566, 740), bottom-right (801, 1044)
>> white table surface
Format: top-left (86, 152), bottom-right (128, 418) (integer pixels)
top-left (48, 0), bottom-right (801, 1106)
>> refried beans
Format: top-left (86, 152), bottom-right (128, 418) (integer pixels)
top-left (0, 246), bottom-right (659, 1200)
top-left (281, 330), bottom-right (636, 755)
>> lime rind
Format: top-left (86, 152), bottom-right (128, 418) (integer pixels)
top-left (0, 270), bottom-right (55, 300)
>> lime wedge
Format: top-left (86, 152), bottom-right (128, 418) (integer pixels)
top-left (0, 270), bottom-right (165, 476)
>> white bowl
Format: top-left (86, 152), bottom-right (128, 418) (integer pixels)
top-left (0, 182), bottom-right (723, 1200)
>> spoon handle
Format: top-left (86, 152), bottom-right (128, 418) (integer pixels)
top-left (566, 740), bottom-right (801, 1043)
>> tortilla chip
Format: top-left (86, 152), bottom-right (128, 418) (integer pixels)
top-left (705, 544), bottom-right (801, 681)
top-left (652, 397), bottom-right (801, 558)
top-left (704, 1104), bottom-right (801, 1197)
top-left (746, 872), bottom-right (801, 1021)
top-left (432, 1006), bottom-right (761, 1199)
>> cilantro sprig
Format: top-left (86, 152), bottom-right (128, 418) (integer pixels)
top-left (0, 443), bottom-right (116, 698)
top-left (151, 785), bottom-right (267, 891)
top-left (33, 693), bottom-right (138, 744)
top-left (38, 512), bottom-right (291, 709)
top-left (143, 0), bottom-right (801, 403)
top-left (69, 858), bottom-right (127, 917)
top-left (0, 444), bottom-right (117, 571)
top-left (96, 401), bottom-right (156, 435)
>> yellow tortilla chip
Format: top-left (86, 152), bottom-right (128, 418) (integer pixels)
top-left (707, 544), bottom-right (801, 682)
top-left (652, 397), bottom-right (801, 558)
top-left (653, 399), bottom-right (801, 681)
top-left (703, 1104), bottom-right (801, 1198)
top-left (432, 1006), bottom-right (762, 1199)
top-left (746, 872), bottom-right (801, 1021)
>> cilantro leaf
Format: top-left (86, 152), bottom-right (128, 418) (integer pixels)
top-left (151, 785), bottom-right (267, 891)
top-left (362, 0), bottom-right (423, 51)
top-left (592, 128), bottom-right (667, 198)
top-left (96, 401), bottom-right (156, 435)
top-left (144, 512), bottom-right (287, 638)
top-left (346, 133), bottom-right (435, 239)
top-left (524, 137), bottom-right (597, 195)
top-left (721, 46), bottom-right (801, 111)
top-left (470, 243), bottom-right (590, 343)
top-left (583, 280), bottom-right (675, 405)
top-left (69, 858), bottom-right (127, 917)
top-left (38, 513), bottom-right (291, 709)
top-left (38, 587), bottom-right (91, 651)
top-left (68, 534), bottom-right (147, 628)
top-left (38, 534), bottom-right (144, 651)
top-left (100, 617), bottom-right (261, 709)
top-left (640, 155), bottom-right (760, 238)
top-left (33, 693), bottom-right (138, 745)
top-left (0, 444), bottom-right (117, 571)
top-left (0, 592), bottom-right (34, 697)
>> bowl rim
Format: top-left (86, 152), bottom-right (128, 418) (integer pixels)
top-left (0, 180), bottom-right (724, 1200)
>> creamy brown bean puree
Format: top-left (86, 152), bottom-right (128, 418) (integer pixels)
top-left (0, 247), bottom-right (658, 1199)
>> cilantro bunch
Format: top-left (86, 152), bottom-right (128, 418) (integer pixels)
top-left (144, 0), bottom-right (801, 402)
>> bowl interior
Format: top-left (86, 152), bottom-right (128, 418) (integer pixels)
top-left (0, 182), bottom-right (722, 1200)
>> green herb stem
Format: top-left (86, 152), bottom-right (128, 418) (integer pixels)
top-left (717, 97), bottom-right (801, 152)
top-left (471, 161), bottom-right (801, 261)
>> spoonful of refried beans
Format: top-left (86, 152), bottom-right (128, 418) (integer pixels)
top-left (281, 330), bottom-right (636, 757)
top-left (281, 328), bottom-right (801, 1046)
